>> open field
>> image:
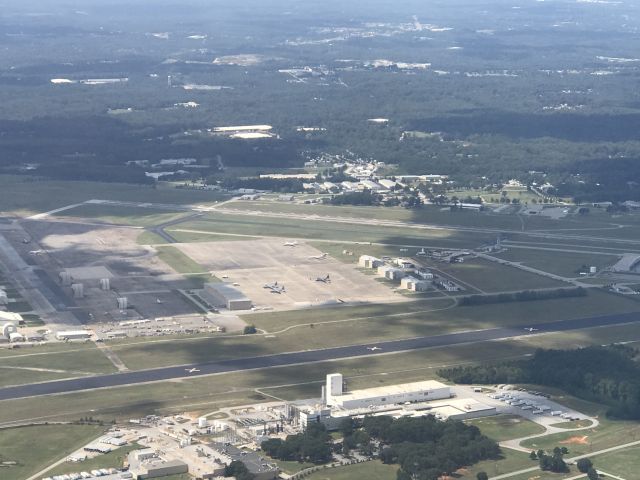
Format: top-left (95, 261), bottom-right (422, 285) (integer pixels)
top-left (136, 231), bottom-right (170, 245)
top-left (428, 257), bottom-right (566, 292)
top-left (305, 461), bottom-right (398, 480)
top-left (156, 245), bottom-right (208, 274)
top-left (168, 212), bottom-right (493, 249)
top-left (521, 417), bottom-right (640, 457)
top-left (104, 289), bottom-right (640, 370)
top-left (0, 176), bottom-right (228, 217)
top-left (590, 444), bottom-right (640, 479)
top-left (175, 238), bottom-right (406, 309)
top-left (457, 448), bottom-right (534, 479)
top-left (466, 415), bottom-right (546, 442)
top-left (0, 424), bottom-right (104, 480)
top-left (495, 248), bottom-right (620, 278)
top-left (56, 204), bottom-right (192, 227)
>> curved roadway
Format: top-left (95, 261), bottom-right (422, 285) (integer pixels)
top-left (0, 311), bottom-right (638, 401)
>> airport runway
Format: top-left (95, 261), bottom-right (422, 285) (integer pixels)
top-left (0, 311), bottom-right (639, 401)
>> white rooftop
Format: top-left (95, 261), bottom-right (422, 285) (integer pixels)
top-left (337, 380), bottom-right (449, 402)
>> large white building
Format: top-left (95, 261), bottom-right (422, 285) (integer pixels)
top-left (325, 373), bottom-right (451, 410)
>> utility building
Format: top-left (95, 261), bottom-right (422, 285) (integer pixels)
top-left (358, 255), bottom-right (383, 269)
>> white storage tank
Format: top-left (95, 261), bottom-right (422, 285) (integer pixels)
top-left (198, 417), bottom-right (208, 428)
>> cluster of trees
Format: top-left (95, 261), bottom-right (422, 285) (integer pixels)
top-left (363, 415), bottom-right (500, 480)
top-left (330, 190), bottom-right (382, 206)
top-left (458, 287), bottom-right (587, 306)
top-left (261, 423), bottom-right (332, 464)
top-left (577, 458), bottom-right (600, 480)
top-left (531, 448), bottom-right (569, 473)
top-left (224, 460), bottom-right (254, 480)
top-left (439, 345), bottom-right (640, 419)
top-left (218, 177), bottom-right (305, 193)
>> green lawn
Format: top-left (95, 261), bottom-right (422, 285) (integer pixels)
top-left (589, 444), bottom-right (640, 479)
top-left (521, 417), bottom-right (640, 457)
top-left (495, 248), bottom-right (620, 278)
top-left (271, 458), bottom-right (315, 474)
top-left (466, 415), bottom-right (546, 442)
top-left (136, 231), bottom-right (171, 245)
top-left (0, 175), bottom-right (229, 216)
top-left (172, 212), bottom-right (493, 249)
top-left (0, 424), bottom-right (105, 480)
top-left (56, 204), bottom-right (191, 227)
top-left (305, 460), bottom-right (398, 480)
top-left (107, 289), bottom-right (640, 371)
top-left (457, 448), bottom-right (533, 479)
top-left (156, 245), bottom-right (207, 274)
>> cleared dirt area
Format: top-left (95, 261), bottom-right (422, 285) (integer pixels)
top-left (175, 238), bottom-right (407, 310)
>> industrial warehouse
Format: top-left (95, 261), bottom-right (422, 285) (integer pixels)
top-left (294, 373), bottom-right (497, 430)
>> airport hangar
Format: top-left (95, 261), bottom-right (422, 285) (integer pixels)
top-left (203, 282), bottom-right (252, 311)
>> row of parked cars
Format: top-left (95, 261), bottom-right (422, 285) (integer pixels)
top-left (488, 392), bottom-right (580, 420)
top-left (43, 468), bottom-right (132, 480)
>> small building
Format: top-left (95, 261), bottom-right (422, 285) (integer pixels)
top-left (0, 312), bottom-right (23, 323)
top-left (400, 276), bottom-right (431, 292)
top-left (415, 269), bottom-right (434, 280)
top-left (56, 330), bottom-right (91, 341)
top-left (360, 180), bottom-right (384, 191)
top-left (203, 283), bottom-right (252, 311)
top-left (9, 332), bottom-right (25, 343)
top-left (377, 265), bottom-right (406, 281)
top-left (358, 255), bottom-right (383, 269)
top-left (378, 179), bottom-right (398, 190)
top-left (277, 195), bottom-right (295, 202)
top-left (394, 258), bottom-right (415, 269)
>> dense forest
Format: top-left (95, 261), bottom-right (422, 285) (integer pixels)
top-left (439, 345), bottom-right (640, 419)
top-left (1, 1), bottom-right (640, 198)
top-left (363, 415), bottom-right (500, 480)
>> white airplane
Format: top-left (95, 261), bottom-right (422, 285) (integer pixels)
top-left (185, 368), bottom-right (200, 373)
top-left (524, 327), bottom-right (539, 332)
top-left (416, 248), bottom-right (427, 257)
top-left (263, 282), bottom-right (285, 294)
top-left (283, 241), bottom-right (299, 247)
top-left (29, 249), bottom-right (46, 255)
top-left (367, 346), bottom-right (382, 351)
top-left (309, 253), bottom-right (328, 260)
top-left (156, 298), bottom-right (163, 304)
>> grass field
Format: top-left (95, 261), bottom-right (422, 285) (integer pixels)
top-left (106, 289), bottom-right (640, 370)
top-left (305, 461), bottom-right (397, 480)
top-left (521, 417), bottom-right (640, 457)
top-left (156, 245), bottom-right (207, 274)
top-left (494, 248), bottom-right (620, 278)
top-left (466, 415), bottom-right (546, 442)
top-left (0, 175), bottom-right (229, 216)
top-left (0, 424), bottom-right (104, 480)
top-left (56, 204), bottom-right (191, 227)
top-left (169, 213), bottom-right (493, 248)
top-left (136, 231), bottom-right (170, 245)
top-left (589, 444), bottom-right (640, 479)
top-left (458, 448), bottom-right (534, 479)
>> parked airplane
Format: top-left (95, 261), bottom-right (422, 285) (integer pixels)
top-left (416, 248), bottom-right (427, 257)
top-left (309, 253), bottom-right (328, 260)
top-left (315, 274), bottom-right (331, 284)
top-left (156, 298), bottom-right (163, 304)
top-left (185, 368), bottom-right (200, 373)
top-left (283, 241), bottom-right (299, 247)
top-left (263, 282), bottom-right (286, 294)
top-left (28, 250), bottom-right (46, 255)
top-left (366, 346), bottom-right (382, 351)
top-left (524, 327), bottom-right (539, 332)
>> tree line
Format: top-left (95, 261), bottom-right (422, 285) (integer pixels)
top-left (457, 287), bottom-right (587, 306)
top-left (439, 345), bottom-right (640, 419)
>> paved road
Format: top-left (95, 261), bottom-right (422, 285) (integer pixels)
top-left (1, 311), bottom-right (639, 401)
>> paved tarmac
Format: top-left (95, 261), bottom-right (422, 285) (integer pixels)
top-left (0, 311), bottom-right (638, 401)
